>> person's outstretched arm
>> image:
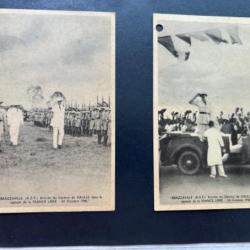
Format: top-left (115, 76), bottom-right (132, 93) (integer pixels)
top-left (189, 93), bottom-right (200, 105)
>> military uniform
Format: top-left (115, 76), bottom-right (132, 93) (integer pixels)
top-left (95, 108), bottom-right (102, 144)
top-left (102, 108), bottom-right (109, 146)
top-left (107, 109), bottom-right (111, 146)
top-left (7, 106), bottom-right (24, 146)
top-left (89, 109), bottom-right (96, 136)
top-left (51, 100), bottom-right (65, 149)
top-left (75, 112), bottom-right (81, 137)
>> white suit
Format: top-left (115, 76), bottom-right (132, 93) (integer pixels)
top-left (203, 127), bottom-right (226, 176)
top-left (7, 107), bottom-right (23, 146)
top-left (51, 103), bottom-right (65, 149)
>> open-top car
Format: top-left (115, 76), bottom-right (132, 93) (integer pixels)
top-left (159, 132), bottom-right (250, 175)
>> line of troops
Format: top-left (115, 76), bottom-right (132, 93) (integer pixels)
top-left (33, 106), bottom-right (112, 146)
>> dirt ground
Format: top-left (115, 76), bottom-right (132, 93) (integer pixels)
top-left (0, 122), bottom-right (112, 209)
top-left (160, 164), bottom-right (250, 206)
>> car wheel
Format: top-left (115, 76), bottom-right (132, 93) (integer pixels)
top-left (177, 150), bottom-right (201, 175)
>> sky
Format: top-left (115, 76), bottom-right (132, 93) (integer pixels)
top-left (0, 10), bottom-right (113, 110)
top-left (157, 17), bottom-right (250, 118)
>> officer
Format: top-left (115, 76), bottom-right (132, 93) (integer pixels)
top-left (7, 105), bottom-right (24, 146)
top-left (189, 93), bottom-right (210, 136)
top-left (51, 97), bottom-right (65, 149)
top-left (89, 108), bottom-right (96, 136)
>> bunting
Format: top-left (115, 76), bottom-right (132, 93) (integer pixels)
top-left (158, 36), bottom-right (190, 61)
top-left (226, 26), bottom-right (242, 45)
top-left (205, 29), bottom-right (228, 44)
top-left (189, 32), bottom-right (209, 42)
top-left (158, 25), bottom-right (242, 61)
top-left (158, 36), bottom-right (178, 57)
top-left (176, 34), bottom-right (191, 45)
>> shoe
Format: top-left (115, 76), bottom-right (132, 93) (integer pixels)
top-left (209, 174), bottom-right (216, 178)
top-left (58, 145), bottom-right (62, 149)
top-left (219, 174), bottom-right (228, 178)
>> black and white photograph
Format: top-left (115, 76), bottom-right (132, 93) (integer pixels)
top-left (0, 9), bottom-right (115, 212)
top-left (154, 14), bottom-right (250, 210)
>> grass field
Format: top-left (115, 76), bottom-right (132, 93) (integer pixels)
top-left (0, 122), bottom-right (112, 209)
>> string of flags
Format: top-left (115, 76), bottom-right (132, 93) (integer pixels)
top-left (158, 25), bottom-right (242, 61)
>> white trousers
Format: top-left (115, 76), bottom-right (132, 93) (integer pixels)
top-left (9, 125), bottom-right (20, 145)
top-left (53, 126), bottom-right (64, 148)
top-left (210, 165), bottom-right (226, 176)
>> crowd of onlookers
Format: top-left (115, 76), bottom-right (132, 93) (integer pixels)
top-left (158, 107), bottom-right (250, 145)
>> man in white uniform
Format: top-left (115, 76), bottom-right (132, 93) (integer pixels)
top-left (203, 120), bottom-right (227, 178)
top-left (7, 105), bottom-right (24, 146)
top-left (189, 93), bottom-right (210, 136)
top-left (51, 97), bottom-right (65, 149)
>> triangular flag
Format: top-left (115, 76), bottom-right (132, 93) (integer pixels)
top-left (176, 34), bottom-right (191, 46)
top-left (205, 29), bottom-right (228, 44)
top-left (176, 51), bottom-right (190, 61)
top-left (158, 36), bottom-right (191, 61)
top-left (158, 36), bottom-right (179, 58)
top-left (189, 31), bottom-right (209, 42)
top-left (226, 26), bottom-right (242, 45)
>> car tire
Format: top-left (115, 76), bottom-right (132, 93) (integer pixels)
top-left (177, 150), bottom-right (201, 175)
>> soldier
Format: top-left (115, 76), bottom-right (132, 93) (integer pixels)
top-left (7, 105), bottom-right (24, 146)
top-left (71, 111), bottom-right (76, 136)
top-left (96, 107), bottom-right (103, 144)
top-left (87, 112), bottom-right (90, 136)
top-left (75, 111), bottom-right (81, 137)
top-left (84, 111), bottom-right (89, 136)
top-left (64, 111), bottom-right (68, 134)
top-left (80, 111), bottom-right (86, 136)
top-left (102, 107), bottom-right (109, 146)
top-left (107, 108), bottom-right (112, 146)
top-left (43, 111), bottom-right (49, 128)
top-left (48, 108), bottom-right (53, 131)
top-left (65, 111), bottom-right (70, 134)
top-left (89, 108), bottom-right (96, 136)
top-left (51, 97), bottom-right (65, 149)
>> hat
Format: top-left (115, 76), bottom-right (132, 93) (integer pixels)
top-left (56, 96), bottom-right (64, 102)
top-left (158, 108), bottom-right (166, 115)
